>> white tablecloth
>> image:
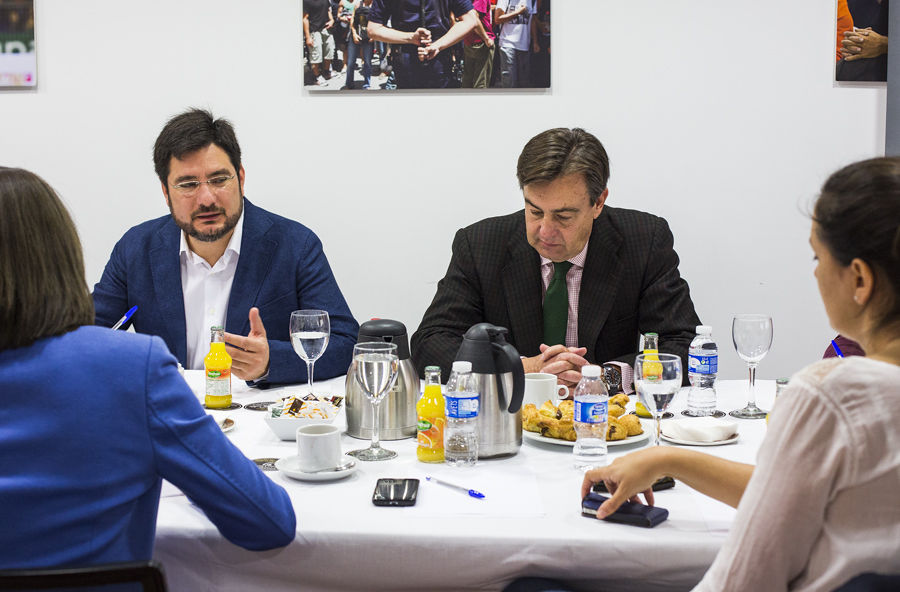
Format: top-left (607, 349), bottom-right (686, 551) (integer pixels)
top-left (153, 373), bottom-right (776, 592)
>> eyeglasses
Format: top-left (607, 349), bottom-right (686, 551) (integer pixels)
top-left (171, 174), bottom-right (235, 196)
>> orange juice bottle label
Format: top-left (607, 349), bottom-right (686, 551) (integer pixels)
top-left (417, 416), bottom-right (444, 450)
top-left (206, 367), bottom-right (231, 398)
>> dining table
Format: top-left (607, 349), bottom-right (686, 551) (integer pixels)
top-left (152, 372), bottom-right (779, 592)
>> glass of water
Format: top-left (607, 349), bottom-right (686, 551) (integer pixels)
top-left (634, 353), bottom-right (683, 446)
top-left (290, 310), bottom-right (330, 396)
top-left (347, 342), bottom-right (399, 461)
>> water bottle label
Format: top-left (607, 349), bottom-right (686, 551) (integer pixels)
top-left (574, 400), bottom-right (607, 424)
top-left (446, 395), bottom-right (479, 419)
top-left (688, 354), bottom-right (718, 374)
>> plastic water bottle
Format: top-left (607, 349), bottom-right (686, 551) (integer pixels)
top-left (573, 365), bottom-right (609, 470)
top-left (685, 325), bottom-right (718, 417)
top-left (444, 361), bottom-right (479, 467)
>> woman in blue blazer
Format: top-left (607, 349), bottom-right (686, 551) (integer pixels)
top-left (0, 167), bottom-right (296, 569)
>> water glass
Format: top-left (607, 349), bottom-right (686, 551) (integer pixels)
top-left (730, 314), bottom-right (773, 419)
top-left (634, 353), bottom-right (682, 446)
top-left (347, 342), bottom-right (399, 461)
top-left (290, 310), bottom-right (330, 396)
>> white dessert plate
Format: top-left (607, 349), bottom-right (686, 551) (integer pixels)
top-left (275, 454), bottom-right (357, 482)
top-left (523, 427), bottom-right (650, 448)
top-left (660, 433), bottom-right (739, 446)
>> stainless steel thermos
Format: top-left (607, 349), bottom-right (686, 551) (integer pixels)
top-left (453, 323), bottom-right (525, 458)
top-left (345, 319), bottom-right (419, 440)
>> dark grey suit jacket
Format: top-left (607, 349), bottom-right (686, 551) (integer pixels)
top-left (410, 206), bottom-right (700, 383)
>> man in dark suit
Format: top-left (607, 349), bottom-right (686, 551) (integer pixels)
top-left (93, 108), bottom-right (358, 386)
top-left (411, 128), bottom-right (699, 390)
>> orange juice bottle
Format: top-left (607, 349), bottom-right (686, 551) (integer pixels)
top-left (642, 332), bottom-right (663, 377)
top-left (417, 366), bottom-right (445, 463)
top-left (204, 326), bottom-right (232, 409)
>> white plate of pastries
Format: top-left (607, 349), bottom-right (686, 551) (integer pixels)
top-left (522, 393), bottom-right (650, 447)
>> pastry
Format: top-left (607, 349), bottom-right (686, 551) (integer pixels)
top-left (606, 418), bottom-right (628, 441)
top-left (617, 414), bottom-right (643, 437)
top-left (609, 393), bottom-right (629, 408)
top-left (556, 418), bottom-right (576, 441)
top-left (539, 400), bottom-right (560, 419)
top-left (522, 404), bottom-right (542, 433)
top-left (522, 399), bottom-right (636, 443)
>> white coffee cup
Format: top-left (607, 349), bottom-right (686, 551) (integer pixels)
top-left (524, 372), bottom-right (570, 408)
top-left (296, 424), bottom-right (342, 472)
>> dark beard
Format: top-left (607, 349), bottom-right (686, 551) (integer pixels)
top-left (169, 200), bottom-right (243, 243)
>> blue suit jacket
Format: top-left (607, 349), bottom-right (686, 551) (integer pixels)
top-left (93, 198), bottom-right (358, 386)
top-left (0, 326), bottom-right (295, 568)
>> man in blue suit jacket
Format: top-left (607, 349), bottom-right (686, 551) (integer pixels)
top-left (93, 109), bottom-right (358, 386)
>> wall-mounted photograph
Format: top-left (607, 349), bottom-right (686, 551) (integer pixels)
top-left (0, 0), bottom-right (35, 88)
top-left (302, 0), bottom-right (550, 91)
top-left (836, 0), bottom-right (888, 82)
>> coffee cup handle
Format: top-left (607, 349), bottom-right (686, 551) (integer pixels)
top-left (556, 384), bottom-right (569, 400)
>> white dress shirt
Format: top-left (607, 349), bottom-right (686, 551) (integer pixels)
top-left (180, 213), bottom-right (244, 370)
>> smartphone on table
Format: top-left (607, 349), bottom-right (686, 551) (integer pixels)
top-left (372, 478), bottom-right (419, 507)
top-left (591, 476), bottom-right (675, 494)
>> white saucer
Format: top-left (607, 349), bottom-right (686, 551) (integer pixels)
top-left (275, 455), bottom-right (357, 482)
top-left (660, 433), bottom-right (739, 446)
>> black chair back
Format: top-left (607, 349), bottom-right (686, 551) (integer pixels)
top-left (0, 561), bottom-right (167, 591)
top-left (832, 572), bottom-right (900, 592)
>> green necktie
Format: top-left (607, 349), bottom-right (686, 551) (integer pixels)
top-left (543, 261), bottom-right (573, 346)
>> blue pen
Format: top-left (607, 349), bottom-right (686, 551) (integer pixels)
top-left (831, 339), bottom-right (845, 358)
top-left (426, 476), bottom-right (485, 499)
top-left (111, 305), bottom-right (138, 330)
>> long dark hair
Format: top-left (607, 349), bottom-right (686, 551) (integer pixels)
top-left (814, 156), bottom-right (900, 329)
top-left (0, 168), bottom-right (94, 350)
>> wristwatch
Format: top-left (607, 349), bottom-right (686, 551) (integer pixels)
top-left (601, 363), bottom-right (622, 393)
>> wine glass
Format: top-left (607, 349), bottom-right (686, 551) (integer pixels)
top-left (290, 310), bottom-right (330, 396)
top-left (634, 353), bottom-right (683, 446)
top-left (347, 342), bottom-right (399, 461)
top-left (730, 314), bottom-right (773, 419)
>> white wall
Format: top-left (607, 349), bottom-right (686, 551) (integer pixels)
top-left (0, 0), bottom-right (885, 380)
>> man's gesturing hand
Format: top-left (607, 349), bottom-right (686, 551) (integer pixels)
top-left (225, 307), bottom-right (270, 381)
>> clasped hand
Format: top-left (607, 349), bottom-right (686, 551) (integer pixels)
top-left (408, 27), bottom-right (440, 61)
top-left (224, 307), bottom-right (270, 381)
top-left (840, 27), bottom-right (888, 61)
top-left (524, 343), bottom-right (589, 388)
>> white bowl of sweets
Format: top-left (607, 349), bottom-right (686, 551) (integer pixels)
top-left (263, 394), bottom-right (343, 441)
